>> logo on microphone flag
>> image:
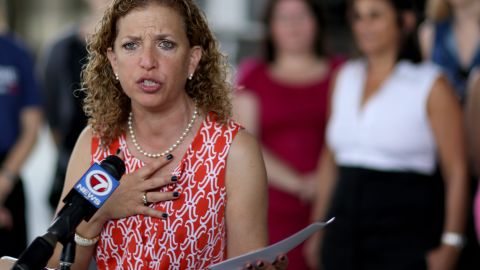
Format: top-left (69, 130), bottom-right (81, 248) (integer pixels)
top-left (74, 163), bottom-right (120, 208)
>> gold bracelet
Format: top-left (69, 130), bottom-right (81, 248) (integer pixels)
top-left (74, 232), bottom-right (99, 247)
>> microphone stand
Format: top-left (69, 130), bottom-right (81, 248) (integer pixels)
top-left (59, 237), bottom-right (76, 270)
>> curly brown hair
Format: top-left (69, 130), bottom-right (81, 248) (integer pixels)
top-left (82, 0), bottom-right (232, 146)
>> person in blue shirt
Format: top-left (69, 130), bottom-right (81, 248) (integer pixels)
top-left (419, 0), bottom-right (480, 102)
top-left (41, 0), bottom-right (110, 210)
top-left (0, 2), bottom-right (42, 258)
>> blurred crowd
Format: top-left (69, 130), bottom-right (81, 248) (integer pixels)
top-left (0, 0), bottom-right (480, 269)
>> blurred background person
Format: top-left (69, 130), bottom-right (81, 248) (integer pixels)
top-left (0, 0), bottom-right (42, 258)
top-left (234, 0), bottom-right (343, 268)
top-left (40, 0), bottom-right (110, 210)
top-left (307, 0), bottom-right (468, 269)
top-left (419, 0), bottom-right (480, 102)
top-left (420, 0), bottom-right (480, 266)
top-left (467, 70), bottom-right (480, 243)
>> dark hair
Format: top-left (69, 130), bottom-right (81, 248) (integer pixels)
top-left (348, 0), bottom-right (422, 63)
top-left (263, 0), bottom-right (326, 63)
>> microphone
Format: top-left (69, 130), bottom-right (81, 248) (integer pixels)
top-left (12, 155), bottom-right (126, 270)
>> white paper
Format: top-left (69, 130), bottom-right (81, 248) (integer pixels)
top-left (209, 217), bottom-right (335, 270)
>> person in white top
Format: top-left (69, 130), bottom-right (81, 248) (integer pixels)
top-left (305, 0), bottom-right (468, 269)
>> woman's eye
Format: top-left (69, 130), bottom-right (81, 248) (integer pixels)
top-left (368, 11), bottom-right (381, 20)
top-left (159, 40), bottom-right (175, 50)
top-left (122, 42), bottom-right (138, 50)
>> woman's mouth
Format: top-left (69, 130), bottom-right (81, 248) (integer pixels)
top-left (138, 78), bottom-right (162, 92)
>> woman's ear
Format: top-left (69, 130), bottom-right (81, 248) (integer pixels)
top-left (188, 46), bottom-right (203, 75)
top-left (107, 47), bottom-right (118, 75)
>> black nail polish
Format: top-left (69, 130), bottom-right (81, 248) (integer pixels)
top-left (256, 261), bottom-right (264, 268)
top-left (280, 255), bottom-right (286, 262)
top-left (245, 264), bottom-right (253, 270)
top-left (166, 154), bottom-right (174, 160)
top-left (173, 191), bottom-right (180, 198)
top-left (171, 175), bottom-right (178, 182)
top-left (162, 213), bottom-right (168, 219)
top-left (116, 148), bottom-right (121, 155)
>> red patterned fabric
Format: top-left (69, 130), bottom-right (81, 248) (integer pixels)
top-left (92, 113), bottom-right (242, 269)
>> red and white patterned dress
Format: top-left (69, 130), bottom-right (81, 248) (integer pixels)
top-left (92, 113), bottom-right (242, 269)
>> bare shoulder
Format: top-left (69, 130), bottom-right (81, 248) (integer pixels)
top-left (229, 129), bottom-right (261, 158)
top-left (428, 75), bottom-right (458, 108)
top-left (71, 126), bottom-right (94, 165)
top-left (226, 129), bottom-right (266, 191)
top-left (224, 129), bottom-right (268, 255)
top-left (427, 75), bottom-right (463, 127)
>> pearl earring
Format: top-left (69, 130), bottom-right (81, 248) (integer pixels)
top-left (115, 73), bottom-right (119, 81)
top-left (188, 73), bottom-right (193, 80)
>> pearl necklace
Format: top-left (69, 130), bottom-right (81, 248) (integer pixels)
top-left (128, 105), bottom-right (198, 158)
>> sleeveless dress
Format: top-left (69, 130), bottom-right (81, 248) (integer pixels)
top-left (92, 113), bottom-right (242, 270)
top-left (236, 57), bottom-right (343, 269)
top-left (324, 60), bottom-right (444, 270)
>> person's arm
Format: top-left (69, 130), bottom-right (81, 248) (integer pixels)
top-left (303, 147), bottom-right (337, 269)
top-left (0, 107), bottom-right (42, 205)
top-left (303, 68), bottom-right (341, 269)
top-left (426, 76), bottom-right (469, 270)
top-left (307, 68), bottom-right (340, 224)
top-left (225, 130), bottom-right (287, 269)
top-left (466, 70), bottom-right (480, 175)
top-left (233, 92), bottom-right (312, 199)
top-left (419, 20), bottom-right (435, 60)
top-left (225, 130), bottom-right (268, 257)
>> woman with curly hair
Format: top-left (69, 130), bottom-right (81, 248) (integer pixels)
top-left (41, 0), bottom-right (287, 269)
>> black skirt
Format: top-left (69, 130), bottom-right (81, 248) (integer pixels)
top-left (321, 166), bottom-right (444, 270)
top-left (0, 153), bottom-right (27, 257)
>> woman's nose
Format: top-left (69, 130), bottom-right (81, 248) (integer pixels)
top-left (139, 47), bottom-right (157, 70)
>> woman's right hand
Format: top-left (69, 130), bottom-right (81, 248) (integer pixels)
top-left (95, 155), bottom-right (180, 223)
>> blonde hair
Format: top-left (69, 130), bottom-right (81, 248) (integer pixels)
top-left (82, 0), bottom-right (232, 146)
top-left (425, 0), bottom-right (450, 21)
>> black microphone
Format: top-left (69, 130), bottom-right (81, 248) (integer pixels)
top-left (12, 155), bottom-right (126, 270)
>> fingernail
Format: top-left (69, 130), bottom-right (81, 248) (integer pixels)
top-left (116, 148), bottom-right (121, 155)
top-left (171, 175), bottom-right (178, 182)
top-left (280, 255), bottom-right (286, 261)
top-left (166, 154), bottom-right (174, 160)
top-left (245, 264), bottom-right (253, 270)
top-left (256, 261), bottom-right (264, 268)
top-left (162, 213), bottom-right (168, 219)
top-left (173, 191), bottom-right (180, 198)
